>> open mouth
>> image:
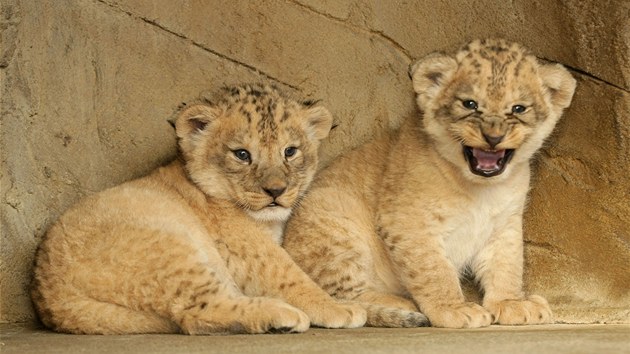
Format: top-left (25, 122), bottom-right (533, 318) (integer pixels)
top-left (267, 202), bottom-right (279, 207)
top-left (463, 147), bottom-right (515, 177)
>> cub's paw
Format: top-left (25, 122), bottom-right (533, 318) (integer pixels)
top-left (364, 304), bottom-right (429, 328)
top-left (485, 295), bottom-right (552, 325)
top-left (307, 301), bottom-right (367, 329)
top-left (425, 302), bottom-right (492, 328)
top-left (256, 298), bottom-right (311, 334)
top-left (179, 297), bottom-right (310, 334)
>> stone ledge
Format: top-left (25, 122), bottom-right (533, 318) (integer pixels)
top-left (1, 323), bottom-right (629, 354)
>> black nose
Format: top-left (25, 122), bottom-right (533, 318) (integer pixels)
top-left (264, 187), bottom-right (286, 199)
top-left (483, 134), bottom-right (504, 149)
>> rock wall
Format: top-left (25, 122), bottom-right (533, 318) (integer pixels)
top-left (1, 0), bottom-right (628, 323)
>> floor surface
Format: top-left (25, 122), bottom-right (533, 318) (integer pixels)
top-left (1, 322), bottom-right (629, 354)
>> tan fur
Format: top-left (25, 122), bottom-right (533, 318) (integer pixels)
top-left (31, 84), bottom-right (366, 335)
top-left (283, 39), bottom-right (577, 328)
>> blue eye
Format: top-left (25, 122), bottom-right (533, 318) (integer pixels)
top-left (462, 99), bottom-right (478, 110)
top-left (233, 149), bottom-right (251, 162)
top-left (512, 105), bottom-right (527, 114)
top-left (284, 146), bottom-right (298, 158)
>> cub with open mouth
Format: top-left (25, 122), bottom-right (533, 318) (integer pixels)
top-left (283, 39), bottom-right (576, 328)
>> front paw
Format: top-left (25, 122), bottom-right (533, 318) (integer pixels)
top-left (307, 301), bottom-right (367, 329)
top-left (485, 295), bottom-right (552, 325)
top-left (425, 302), bottom-right (492, 328)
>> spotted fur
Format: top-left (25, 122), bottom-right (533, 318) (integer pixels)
top-left (283, 39), bottom-right (576, 328)
top-left (31, 84), bottom-right (366, 335)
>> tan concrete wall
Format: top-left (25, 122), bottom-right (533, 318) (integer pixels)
top-left (1, 0), bottom-right (628, 323)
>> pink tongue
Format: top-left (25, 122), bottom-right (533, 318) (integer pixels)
top-left (473, 148), bottom-right (505, 170)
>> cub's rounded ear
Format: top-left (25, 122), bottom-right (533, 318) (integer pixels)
top-left (538, 63), bottom-right (577, 111)
top-left (174, 104), bottom-right (220, 140)
top-left (303, 105), bottom-right (333, 140)
top-left (410, 53), bottom-right (458, 109)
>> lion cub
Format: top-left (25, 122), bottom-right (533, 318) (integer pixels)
top-left (31, 84), bottom-right (366, 334)
top-left (283, 39), bottom-right (576, 328)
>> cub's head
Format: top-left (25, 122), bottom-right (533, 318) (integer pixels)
top-left (410, 38), bottom-right (576, 182)
top-left (174, 84), bottom-right (332, 222)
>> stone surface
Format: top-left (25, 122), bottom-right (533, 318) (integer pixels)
top-left (1, 323), bottom-right (630, 354)
top-left (1, 0), bottom-right (628, 324)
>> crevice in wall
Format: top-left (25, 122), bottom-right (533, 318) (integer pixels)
top-left (540, 57), bottom-right (630, 94)
top-left (94, 0), bottom-right (300, 91)
top-left (0, 0), bottom-right (21, 69)
top-left (289, 0), bottom-right (412, 62)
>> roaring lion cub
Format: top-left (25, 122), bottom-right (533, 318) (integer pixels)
top-left (31, 84), bottom-right (366, 334)
top-left (283, 39), bottom-right (576, 328)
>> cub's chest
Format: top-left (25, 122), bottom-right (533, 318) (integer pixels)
top-left (440, 187), bottom-right (525, 270)
top-left (207, 207), bottom-right (284, 245)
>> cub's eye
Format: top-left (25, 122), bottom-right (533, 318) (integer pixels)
top-left (462, 99), bottom-right (478, 110)
top-left (233, 149), bottom-right (251, 162)
top-left (512, 104), bottom-right (527, 114)
top-left (284, 146), bottom-right (298, 158)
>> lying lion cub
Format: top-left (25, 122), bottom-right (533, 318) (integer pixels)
top-left (283, 39), bottom-right (576, 328)
top-left (31, 84), bottom-right (366, 334)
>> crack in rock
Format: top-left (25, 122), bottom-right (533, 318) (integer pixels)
top-left (0, 0), bottom-right (21, 69)
top-left (95, 0), bottom-right (300, 91)
top-left (540, 57), bottom-right (630, 94)
top-left (289, 0), bottom-right (412, 61)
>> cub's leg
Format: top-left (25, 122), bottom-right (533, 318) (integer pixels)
top-left (33, 225), bottom-right (309, 335)
top-left (214, 226), bottom-right (367, 329)
top-left (31, 285), bottom-right (179, 334)
top-left (137, 231), bottom-right (309, 334)
top-left (379, 211), bottom-right (493, 328)
top-left (472, 215), bottom-right (552, 325)
top-left (283, 188), bottom-right (428, 328)
top-left (166, 259), bottom-right (310, 335)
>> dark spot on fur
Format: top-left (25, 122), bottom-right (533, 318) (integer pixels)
top-left (191, 289), bottom-right (210, 301)
top-left (281, 110), bottom-right (290, 122)
top-left (227, 322), bottom-right (247, 333)
top-left (426, 72), bottom-right (442, 84)
top-left (268, 326), bottom-right (295, 334)
top-left (189, 118), bottom-right (208, 131)
top-left (322, 281), bottom-right (339, 291)
top-left (388, 235), bottom-right (401, 244)
top-left (302, 99), bottom-right (321, 107)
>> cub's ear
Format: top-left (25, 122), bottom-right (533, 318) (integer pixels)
top-left (538, 63), bottom-right (577, 111)
top-left (409, 53), bottom-right (458, 110)
top-left (174, 104), bottom-right (220, 140)
top-left (303, 105), bottom-right (333, 140)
